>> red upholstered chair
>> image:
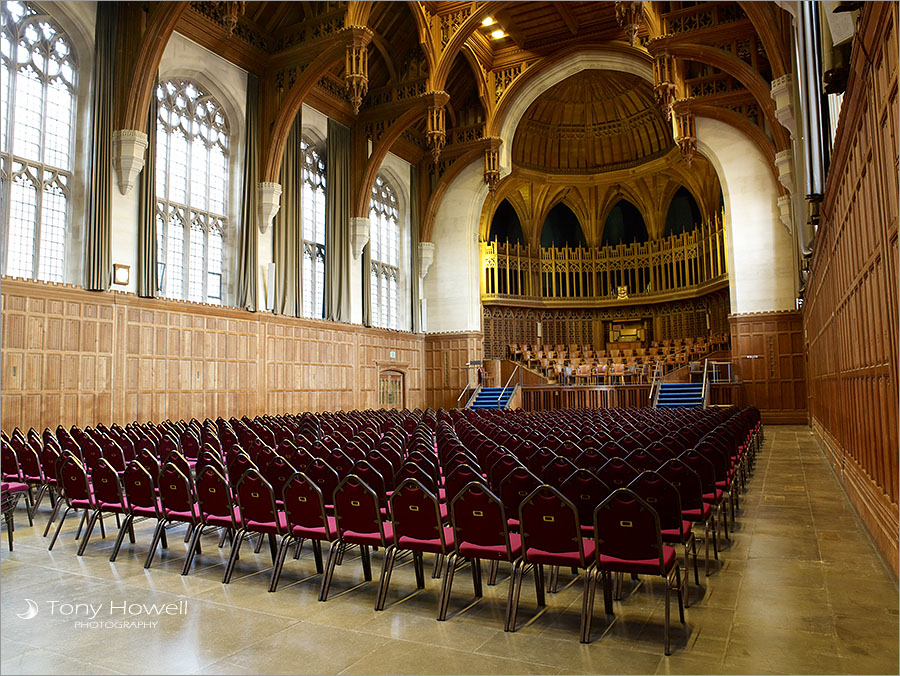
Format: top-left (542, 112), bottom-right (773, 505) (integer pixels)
top-left (183, 465), bottom-right (242, 575)
top-left (48, 453), bottom-right (95, 551)
top-left (658, 458), bottom-right (718, 575)
top-left (81, 459), bottom-right (131, 557)
top-left (440, 481), bottom-right (522, 625)
top-left (499, 466), bottom-right (541, 533)
top-left (597, 457), bottom-right (639, 490)
top-left (2, 481), bottom-right (30, 550)
top-left (224, 468), bottom-right (288, 583)
top-left (624, 448), bottom-right (663, 473)
top-left (540, 456), bottom-right (579, 488)
top-left (509, 485), bottom-right (596, 637)
top-left (627, 470), bottom-right (699, 605)
top-left (120, 460), bottom-right (169, 568)
top-left (269, 472), bottom-right (338, 592)
top-left (320, 474), bottom-right (394, 602)
top-left (589, 488), bottom-right (684, 654)
top-left (376, 478), bottom-right (454, 611)
top-left (559, 469), bottom-right (610, 536)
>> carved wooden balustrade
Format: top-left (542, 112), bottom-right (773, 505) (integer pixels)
top-left (481, 216), bottom-right (728, 307)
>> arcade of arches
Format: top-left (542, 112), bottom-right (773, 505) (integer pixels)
top-left (0, 0), bottom-right (897, 586)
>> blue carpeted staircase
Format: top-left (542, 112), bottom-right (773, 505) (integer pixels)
top-left (656, 382), bottom-right (704, 408)
top-left (469, 387), bottom-right (514, 410)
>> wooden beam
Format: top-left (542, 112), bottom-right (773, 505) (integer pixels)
top-left (494, 9), bottom-right (527, 50)
top-left (556, 3), bottom-right (579, 36)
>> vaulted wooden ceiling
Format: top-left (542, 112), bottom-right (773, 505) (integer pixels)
top-left (512, 71), bottom-right (674, 174)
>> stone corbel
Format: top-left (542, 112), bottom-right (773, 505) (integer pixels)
top-left (418, 241), bottom-right (435, 280)
top-left (777, 195), bottom-right (793, 234)
top-left (775, 149), bottom-right (794, 194)
top-left (771, 74), bottom-right (797, 138)
top-left (258, 182), bottom-right (282, 234)
top-left (350, 216), bottom-right (370, 260)
top-left (112, 129), bottom-right (149, 195)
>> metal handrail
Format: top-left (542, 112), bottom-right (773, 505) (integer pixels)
top-left (649, 360), bottom-right (663, 407)
top-left (499, 364), bottom-right (520, 404)
top-left (456, 381), bottom-right (475, 408)
top-left (701, 358), bottom-right (710, 408)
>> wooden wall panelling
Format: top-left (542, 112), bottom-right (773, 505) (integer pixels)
top-left (729, 310), bottom-right (806, 424)
top-left (803, 3), bottom-right (898, 575)
top-left (424, 332), bottom-right (483, 410)
top-left (0, 278), bottom-right (427, 432)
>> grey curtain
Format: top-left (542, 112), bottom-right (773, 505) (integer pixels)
top-left (324, 119), bottom-right (351, 322)
top-left (83, 2), bottom-right (117, 291)
top-left (409, 165), bottom-right (421, 333)
top-left (274, 112), bottom-right (302, 317)
top-left (235, 74), bottom-right (259, 311)
top-left (362, 242), bottom-right (372, 327)
top-left (136, 85), bottom-right (158, 298)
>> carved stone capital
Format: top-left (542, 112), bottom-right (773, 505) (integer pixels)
top-left (418, 241), bottom-right (435, 280)
top-left (112, 129), bottom-right (149, 195)
top-left (350, 217), bottom-right (370, 260)
top-left (258, 182), bottom-right (282, 234)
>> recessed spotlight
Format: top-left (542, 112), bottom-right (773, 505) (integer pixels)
top-left (482, 16), bottom-right (495, 26)
top-left (491, 29), bottom-right (505, 39)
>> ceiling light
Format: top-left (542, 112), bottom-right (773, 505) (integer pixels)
top-left (482, 17), bottom-right (494, 26)
top-left (491, 29), bottom-right (505, 39)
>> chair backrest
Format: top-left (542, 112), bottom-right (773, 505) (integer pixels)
top-left (57, 453), bottom-right (92, 502)
top-left (364, 449), bottom-right (396, 491)
top-left (283, 471), bottom-right (334, 538)
top-left (540, 456), bottom-right (579, 488)
top-left (389, 478), bottom-right (449, 550)
top-left (39, 445), bottom-right (61, 483)
top-left (326, 449), bottom-right (353, 478)
top-left (626, 470), bottom-right (684, 534)
top-left (624, 448), bottom-right (662, 472)
top-left (135, 447), bottom-right (161, 478)
top-left (574, 448), bottom-right (607, 474)
top-left (526, 447), bottom-right (557, 475)
top-left (227, 452), bottom-right (258, 486)
top-left (487, 453), bottom-right (521, 490)
top-left (499, 466), bottom-right (542, 521)
top-left (599, 440), bottom-right (629, 459)
top-left (235, 468), bottom-right (283, 532)
top-left (180, 432), bottom-right (202, 460)
top-left (78, 434), bottom-right (104, 471)
top-left (450, 481), bottom-right (514, 558)
top-left (691, 442), bottom-right (731, 483)
top-left (593, 488), bottom-right (666, 575)
top-left (159, 462), bottom-right (197, 516)
top-left (597, 457), bottom-right (639, 489)
top-left (123, 461), bottom-right (160, 512)
top-left (352, 460), bottom-right (389, 507)
top-left (264, 455), bottom-right (296, 502)
top-left (195, 465), bottom-right (237, 522)
top-left (304, 458), bottom-right (340, 506)
top-left (657, 458), bottom-right (704, 511)
top-left (165, 450), bottom-right (193, 478)
top-left (559, 468), bottom-right (611, 528)
top-left (15, 443), bottom-right (43, 481)
top-left (333, 474), bottom-right (388, 543)
top-left (444, 462), bottom-right (482, 503)
top-left (676, 450), bottom-right (718, 494)
top-left (519, 485), bottom-right (586, 565)
top-left (91, 458), bottom-right (125, 506)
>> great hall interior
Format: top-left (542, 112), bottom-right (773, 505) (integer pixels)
top-left (0, 1), bottom-right (897, 674)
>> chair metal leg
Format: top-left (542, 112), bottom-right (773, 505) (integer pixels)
top-left (5, 512), bottom-right (13, 551)
top-left (471, 558), bottom-right (483, 597)
top-left (111, 514), bottom-right (134, 562)
top-left (676, 565), bottom-right (685, 623)
top-left (294, 538), bottom-right (304, 560)
top-left (318, 541), bottom-right (342, 601)
top-left (43, 494), bottom-right (62, 537)
top-left (144, 520), bottom-right (166, 569)
top-left (437, 552), bottom-right (457, 621)
top-left (375, 545), bottom-right (397, 610)
top-left (76, 510), bottom-right (100, 556)
top-left (534, 563), bottom-right (546, 607)
top-left (182, 523), bottom-right (204, 574)
top-left (312, 539), bottom-right (324, 573)
top-left (487, 559), bottom-right (499, 585)
top-left (268, 535), bottom-right (293, 593)
top-left (431, 553), bottom-right (443, 579)
top-left (222, 529), bottom-right (246, 584)
top-left (47, 505), bottom-right (72, 550)
top-left (506, 560), bottom-right (527, 632)
top-left (360, 544), bottom-right (372, 581)
top-left (664, 573), bottom-right (671, 656)
top-left (254, 532), bottom-right (265, 554)
top-left (268, 532), bottom-right (278, 564)
top-left (580, 567), bottom-right (596, 643)
top-left (413, 551), bottom-right (425, 589)
top-left (602, 570), bottom-right (614, 615)
top-left (74, 509), bottom-right (87, 540)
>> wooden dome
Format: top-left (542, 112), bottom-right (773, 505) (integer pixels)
top-left (512, 70), bottom-right (674, 174)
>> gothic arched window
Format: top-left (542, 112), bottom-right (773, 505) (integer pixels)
top-left (1, 1), bottom-right (76, 282)
top-left (155, 79), bottom-right (229, 304)
top-left (301, 136), bottom-right (325, 318)
top-left (369, 175), bottom-right (400, 330)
